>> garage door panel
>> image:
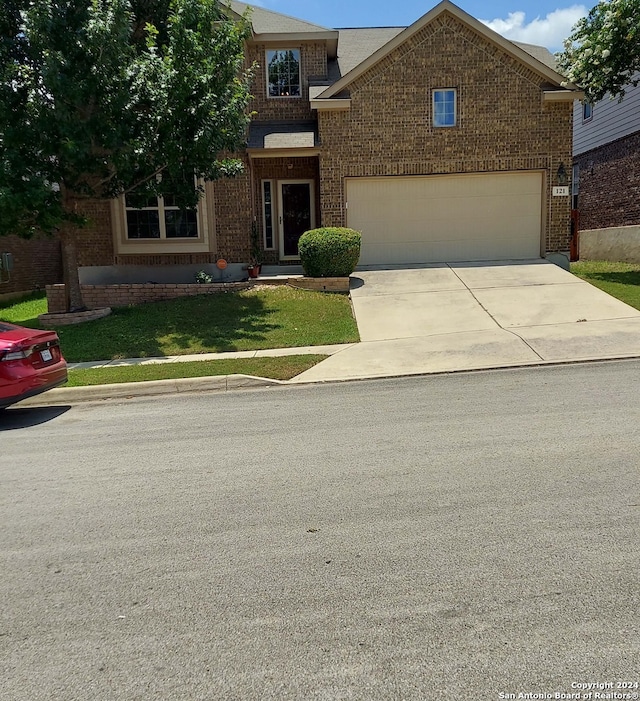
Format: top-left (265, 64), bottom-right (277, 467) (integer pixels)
top-left (346, 173), bottom-right (543, 265)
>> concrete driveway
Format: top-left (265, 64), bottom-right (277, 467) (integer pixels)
top-left (293, 259), bottom-right (640, 382)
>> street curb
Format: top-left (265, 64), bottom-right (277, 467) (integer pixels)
top-left (17, 374), bottom-right (285, 406)
top-left (288, 353), bottom-right (640, 384)
top-left (16, 355), bottom-right (640, 408)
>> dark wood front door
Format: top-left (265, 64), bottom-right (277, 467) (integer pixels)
top-left (279, 180), bottom-right (315, 259)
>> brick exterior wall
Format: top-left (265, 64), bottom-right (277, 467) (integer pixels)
top-left (246, 42), bottom-right (328, 121)
top-left (74, 169), bottom-right (252, 271)
top-left (0, 234), bottom-right (62, 295)
top-left (213, 165), bottom-right (253, 263)
top-left (76, 199), bottom-right (114, 266)
top-left (114, 253), bottom-right (221, 266)
top-left (318, 14), bottom-right (573, 253)
top-left (46, 282), bottom-right (253, 313)
top-left (574, 130), bottom-right (640, 231)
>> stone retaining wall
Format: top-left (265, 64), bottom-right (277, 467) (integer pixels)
top-left (45, 282), bottom-right (253, 313)
top-left (45, 277), bottom-right (349, 313)
top-left (39, 308), bottom-right (112, 328)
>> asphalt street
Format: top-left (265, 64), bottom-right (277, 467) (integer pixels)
top-left (1, 361), bottom-right (639, 700)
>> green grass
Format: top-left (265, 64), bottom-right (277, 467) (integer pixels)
top-left (0, 286), bottom-right (359, 362)
top-left (67, 355), bottom-right (327, 386)
top-left (0, 291), bottom-right (47, 327)
top-left (571, 260), bottom-right (640, 311)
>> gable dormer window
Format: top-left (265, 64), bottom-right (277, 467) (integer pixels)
top-left (267, 49), bottom-right (301, 98)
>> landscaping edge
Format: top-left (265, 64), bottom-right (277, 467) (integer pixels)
top-left (44, 277), bottom-right (350, 312)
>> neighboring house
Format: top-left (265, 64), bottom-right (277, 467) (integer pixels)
top-left (0, 235), bottom-right (62, 299)
top-left (76, 0), bottom-right (582, 285)
top-left (572, 78), bottom-right (640, 262)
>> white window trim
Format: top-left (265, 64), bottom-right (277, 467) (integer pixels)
top-left (582, 101), bottom-right (593, 123)
top-left (432, 88), bottom-right (457, 128)
top-left (266, 48), bottom-right (302, 99)
top-left (261, 179), bottom-right (276, 250)
top-left (111, 178), bottom-right (213, 255)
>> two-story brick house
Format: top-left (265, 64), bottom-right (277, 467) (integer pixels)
top-left (76, 0), bottom-right (582, 285)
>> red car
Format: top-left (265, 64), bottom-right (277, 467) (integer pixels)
top-left (0, 322), bottom-right (68, 409)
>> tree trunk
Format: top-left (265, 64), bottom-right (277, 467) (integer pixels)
top-left (59, 187), bottom-right (86, 313)
top-left (59, 227), bottom-right (85, 312)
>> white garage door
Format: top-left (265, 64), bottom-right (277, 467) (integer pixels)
top-left (346, 172), bottom-right (543, 265)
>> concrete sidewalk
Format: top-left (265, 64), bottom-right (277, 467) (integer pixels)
top-left (15, 344), bottom-right (352, 406)
top-left (68, 343), bottom-right (353, 370)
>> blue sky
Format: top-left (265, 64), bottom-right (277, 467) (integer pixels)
top-left (252, 0), bottom-right (599, 51)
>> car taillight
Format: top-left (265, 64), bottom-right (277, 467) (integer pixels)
top-left (1, 347), bottom-right (33, 361)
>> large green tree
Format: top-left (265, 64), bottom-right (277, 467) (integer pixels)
top-left (557, 0), bottom-right (640, 102)
top-left (0, 0), bottom-right (252, 311)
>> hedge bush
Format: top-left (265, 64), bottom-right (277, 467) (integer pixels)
top-left (298, 227), bottom-right (362, 277)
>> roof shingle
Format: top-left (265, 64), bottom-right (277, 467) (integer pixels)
top-left (230, 1), bottom-right (332, 34)
top-left (247, 121), bottom-right (319, 150)
top-left (333, 27), bottom-right (405, 80)
top-left (230, 3), bottom-right (559, 85)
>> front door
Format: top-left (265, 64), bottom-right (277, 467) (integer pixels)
top-left (278, 180), bottom-right (315, 259)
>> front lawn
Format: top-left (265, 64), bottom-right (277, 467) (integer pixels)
top-left (0, 291), bottom-right (46, 327)
top-left (0, 287), bottom-right (359, 362)
top-left (571, 260), bottom-right (640, 311)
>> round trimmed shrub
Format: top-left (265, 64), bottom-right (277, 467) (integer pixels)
top-left (298, 227), bottom-right (362, 277)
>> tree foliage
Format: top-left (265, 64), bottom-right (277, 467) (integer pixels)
top-left (0, 0), bottom-right (253, 308)
top-left (557, 0), bottom-right (640, 102)
top-left (0, 0), bottom-right (65, 235)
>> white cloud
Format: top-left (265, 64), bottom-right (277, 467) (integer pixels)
top-left (480, 5), bottom-right (588, 51)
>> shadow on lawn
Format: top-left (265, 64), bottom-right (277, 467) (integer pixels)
top-left (2, 316), bottom-right (41, 328)
top-left (580, 270), bottom-right (640, 286)
top-left (57, 292), bottom-right (281, 362)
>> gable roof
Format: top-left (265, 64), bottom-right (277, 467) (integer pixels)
top-left (229, 1), bottom-right (339, 58)
top-left (229, 1), bottom-right (332, 35)
top-left (227, 1), bottom-right (577, 99)
top-left (332, 27), bottom-right (405, 80)
top-left (317, 0), bottom-right (579, 99)
top-left (512, 41), bottom-right (558, 71)
top-left (323, 28), bottom-right (559, 86)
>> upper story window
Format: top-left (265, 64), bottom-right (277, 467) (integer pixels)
top-left (433, 88), bottom-right (457, 128)
top-left (582, 101), bottom-right (593, 122)
top-left (267, 49), bottom-right (301, 98)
